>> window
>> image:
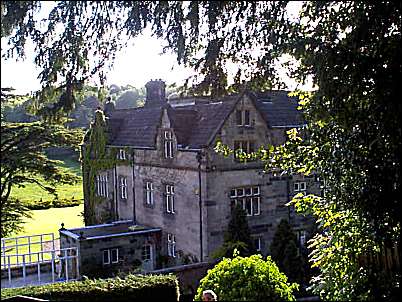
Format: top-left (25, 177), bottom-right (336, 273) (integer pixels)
top-left (234, 140), bottom-right (255, 161)
top-left (103, 250), bottom-right (110, 264)
top-left (236, 109), bottom-right (251, 126)
top-left (165, 184), bottom-right (175, 213)
top-left (298, 230), bottom-right (307, 247)
top-left (117, 149), bottom-right (127, 160)
top-left (120, 177), bottom-right (127, 199)
top-left (294, 182), bottom-right (307, 192)
top-left (142, 244), bottom-right (152, 261)
top-left (254, 237), bottom-right (262, 252)
top-left (96, 174), bottom-right (108, 197)
top-left (111, 248), bottom-right (119, 263)
top-left (164, 130), bottom-right (174, 158)
top-left (230, 186), bottom-right (261, 216)
top-left (103, 248), bottom-right (119, 265)
top-left (167, 233), bottom-right (176, 257)
top-left (145, 181), bottom-right (154, 205)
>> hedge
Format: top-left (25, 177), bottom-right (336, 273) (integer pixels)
top-left (1, 274), bottom-right (180, 302)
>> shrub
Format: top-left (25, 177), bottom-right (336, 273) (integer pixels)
top-left (195, 253), bottom-right (298, 301)
top-left (1, 274), bottom-right (180, 302)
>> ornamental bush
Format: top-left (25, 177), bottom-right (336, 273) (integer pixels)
top-left (194, 253), bottom-right (298, 301)
top-left (1, 274), bottom-right (179, 302)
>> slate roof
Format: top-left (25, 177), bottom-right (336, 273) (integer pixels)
top-left (249, 91), bottom-right (305, 127)
top-left (105, 91), bottom-right (304, 149)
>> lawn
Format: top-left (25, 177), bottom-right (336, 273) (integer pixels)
top-left (13, 204), bottom-right (85, 237)
top-left (3, 204), bottom-right (85, 265)
top-left (10, 154), bottom-right (84, 205)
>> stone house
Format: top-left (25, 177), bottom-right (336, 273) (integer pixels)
top-left (72, 79), bottom-right (317, 274)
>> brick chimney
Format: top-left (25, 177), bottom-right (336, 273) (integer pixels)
top-left (144, 79), bottom-right (166, 107)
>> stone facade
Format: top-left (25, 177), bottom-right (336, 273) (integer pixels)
top-left (80, 80), bottom-right (318, 271)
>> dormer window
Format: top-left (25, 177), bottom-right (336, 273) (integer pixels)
top-left (236, 109), bottom-right (251, 126)
top-left (164, 130), bottom-right (174, 158)
top-left (118, 149), bottom-right (127, 160)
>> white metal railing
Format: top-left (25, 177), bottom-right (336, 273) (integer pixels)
top-left (1, 247), bottom-right (79, 288)
top-left (1, 233), bottom-right (56, 268)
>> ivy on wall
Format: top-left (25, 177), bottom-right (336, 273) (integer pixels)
top-left (81, 110), bottom-right (131, 225)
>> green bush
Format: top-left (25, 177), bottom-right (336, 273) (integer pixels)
top-left (1, 274), bottom-right (180, 301)
top-left (195, 253), bottom-right (298, 301)
top-left (24, 197), bottom-right (82, 210)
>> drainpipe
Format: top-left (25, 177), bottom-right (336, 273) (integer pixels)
top-left (132, 150), bottom-right (136, 224)
top-left (286, 176), bottom-right (291, 224)
top-left (196, 151), bottom-right (204, 262)
top-left (114, 164), bottom-right (119, 220)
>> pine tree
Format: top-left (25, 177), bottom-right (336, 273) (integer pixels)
top-left (270, 219), bottom-right (304, 284)
top-left (214, 204), bottom-right (256, 259)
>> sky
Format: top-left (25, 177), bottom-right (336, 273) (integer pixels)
top-left (0, 2), bottom-right (310, 95)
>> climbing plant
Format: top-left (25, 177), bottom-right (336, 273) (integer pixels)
top-left (81, 109), bottom-right (131, 225)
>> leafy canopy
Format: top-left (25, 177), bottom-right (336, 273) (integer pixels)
top-left (195, 252), bottom-right (299, 301)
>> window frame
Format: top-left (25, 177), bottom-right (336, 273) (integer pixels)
top-left (141, 244), bottom-right (152, 261)
top-left (230, 185), bottom-right (261, 216)
top-left (167, 233), bottom-right (176, 257)
top-left (145, 181), bottom-right (154, 205)
top-left (120, 177), bottom-right (128, 199)
top-left (165, 184), bottom-right (175, 214)
top-left (118, 149), bottom-right (127, 160)
top-left (236, 109), bottom-right (251, 126)
top-left (164, 130), bottom-right (174, 158)
top-left (103, 250), bottom-right (110, 265)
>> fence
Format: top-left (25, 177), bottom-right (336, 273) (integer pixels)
top-left (1, 234), bottom-right (80, 288)
top-left (358, 243), bottom-right (400, 276)
top-left (1, 234), bottom-right (57, 268)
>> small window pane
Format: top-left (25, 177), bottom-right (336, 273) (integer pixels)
top-left (246, 198), bottom-right (252, 215)
top-left (294, 183), bottom-right (299, 191)
top-left (237, 188), bottom-right (244, 197)
top-left (244, 110), bottom-right (250, 126)
top-left (300, 182), bottom-right (306, 191)
top-left (103, 250), bottom-right (110, 264)
top-left (245, 187), bottom-right (252, 196)
top-left (253, 186), bottom-right (260, 195)
top-left (111, 249), bottom-right (118, 263)
top-left (236, 110), bottom-right (242, 125)
top-left (230, 189), bottom-right (237, 197)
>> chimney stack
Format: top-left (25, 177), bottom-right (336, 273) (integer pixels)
top-left (144, 79), bottom-right (166, 107)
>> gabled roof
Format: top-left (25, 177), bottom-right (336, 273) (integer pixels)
top-left (250, 91), bottom-right (305, 127)
top-left (107, 107), bottom-right (163, 147)
top-left (105, 91), bottom-right (304, 149)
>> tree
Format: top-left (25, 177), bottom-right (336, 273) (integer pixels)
top-left (195, 253), bottom-right (298, 301)
top-left (2, 2), bottom-right (400, 299)
top-left (213, 204), bottom-right (255, 259)
top-left (1, 89), bottom-right (84, 236)
top-left (270, 219), bottom-right (303, 285)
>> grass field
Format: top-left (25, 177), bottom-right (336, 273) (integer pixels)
top-left (3, 204), bottom-right (85, 265)
top-left (2, 153), bottom-right (85, 265)
top-left (13, 204), bottom-right (85, 237)
top-left (10, 154), bottom-right (84, 205)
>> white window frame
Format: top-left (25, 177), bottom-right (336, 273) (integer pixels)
top-left (146, 181), bottom-right (154, 205)
top-left (231, 186), bottom-right (261, 216)
top-left (294, 182), bottom-right (307, 192)
top-left (142, 244), bottom-right (152, 261)
top-left (164, 130), bottom-right (174, 158)
top-left (167, 233), bottom-right (176, 257)
top-left (96, 174), bottom-right (108, 197)
top-left (165, 184), bottom-right (175, 213)
top-left (103, 250), bottom-right (110, 265)
top-left (118, 149), bottom-right (127, 160)
top-left (236, 109), bottom-right (251, 126)
top-left (111, 248), bottom-right (119, 263)
top-left (120, 177), bottom-right (127, 199)
top-left (298, 230), bottom-right (307, 246)
top-left (254, 237), bottom-right (261, 252)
